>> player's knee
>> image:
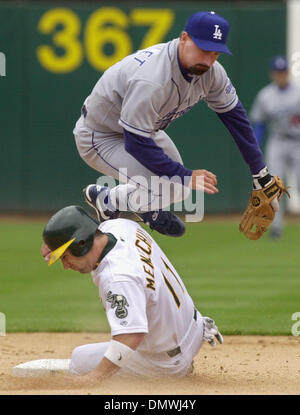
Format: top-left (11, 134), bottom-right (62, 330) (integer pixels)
top-left (69, 345), bottom-right (89, 375)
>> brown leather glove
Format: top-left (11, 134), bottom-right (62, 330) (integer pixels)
top-left (239, 176), bottom-right (290, 240)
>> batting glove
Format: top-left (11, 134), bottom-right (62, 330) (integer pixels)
top-left (203, 317), bottom-right (224, 347)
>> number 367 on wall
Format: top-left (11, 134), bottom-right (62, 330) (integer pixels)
top-left (37, 7), bottom-right (174, 74)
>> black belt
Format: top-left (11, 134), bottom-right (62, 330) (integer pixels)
top-left (81, 104), bottom-right (87, 118)
top-left (167, 346), bottom-right (181, 358)
top-left (167, 309), bottom-right (197, 358)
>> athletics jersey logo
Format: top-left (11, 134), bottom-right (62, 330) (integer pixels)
top-left (213, 25), bottom-right (222, 40)
top-left (107, 291), bottom-right (129, 319)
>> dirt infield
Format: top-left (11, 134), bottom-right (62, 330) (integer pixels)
top-left (0, 333), bottom-right (299, 395)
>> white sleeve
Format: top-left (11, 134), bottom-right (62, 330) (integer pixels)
top-left (204, 63), bottom-right (238, 113)
top-left (119, 80), bottom-right (165, 138)
top-left (103, 279), bottom-right (148, 336)
top-left (249, 91), bottom-right (268, 124)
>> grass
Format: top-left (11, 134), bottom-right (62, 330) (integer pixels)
top-left (1, 218), bottom-right (299, 334)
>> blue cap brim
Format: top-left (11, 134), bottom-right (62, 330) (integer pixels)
top-left (190, 36), bottom-right (232, 56)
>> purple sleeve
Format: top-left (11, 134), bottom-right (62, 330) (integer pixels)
top-left (252, 123), bottom-right (266, 146)
top-left (217, 100), bottom-right (266, 175)
top-left (123, 129), bottom-right (192, 184)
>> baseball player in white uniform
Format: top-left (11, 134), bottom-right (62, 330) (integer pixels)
top-left (41, 206), bottom-right (223, 382)
top-left (73, 11), bottom-right (274, 238)
top-left (250, 56), bottom-right (300, 239)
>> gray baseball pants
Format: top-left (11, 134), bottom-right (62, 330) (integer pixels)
top-left (73, 115), bottom-right (190, 212)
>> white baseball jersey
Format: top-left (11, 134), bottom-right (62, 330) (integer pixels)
top-left (250, 81), bottom-right (300, 140)
top-left (83, 38), bottom-right (238, 138)
top-left (91, 218), bottom-right (196, 355)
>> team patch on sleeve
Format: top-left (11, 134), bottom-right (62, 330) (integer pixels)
top-left (225, 81), bottom-right (235, 95)
top-left (106, 291), bottom-right (129, 319)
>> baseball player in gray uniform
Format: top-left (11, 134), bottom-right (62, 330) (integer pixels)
top-left (250, 56), bottom-right (300, 239)
top-left (74, 11), bottom-right (273, 237)
top-left (41, 205), bottom-right (223, 382)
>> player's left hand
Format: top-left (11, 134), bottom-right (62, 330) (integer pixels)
top-left (252, 166), bottom-right (281, 212)
top-left (240, 174), bottom-right (290, 240)
top-left (252, 166), bottom-right (284, 206)
top-left (203, 317), bottom-right (223, 347)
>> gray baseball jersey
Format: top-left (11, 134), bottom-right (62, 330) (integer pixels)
top-left (250, 81), bottom-right (300, 140)
top-left (83, 38), bottom-right (238, 138)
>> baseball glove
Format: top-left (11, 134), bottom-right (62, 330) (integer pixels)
top-left (239, 176), bottom-right (290, 240)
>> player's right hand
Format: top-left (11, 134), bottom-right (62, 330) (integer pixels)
top-left (41, 242), bottom-right (51, 262)
top-left (189, 169), bottom-right (218, 194)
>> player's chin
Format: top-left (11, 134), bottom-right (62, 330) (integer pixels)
top-left (71, 267), bottom-right (88, 274)
top-left (188, 65), bottom-right (209, 75)
top-left (78, 269), bottom-right (90, 274)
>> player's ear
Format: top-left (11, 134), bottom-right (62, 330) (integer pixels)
top-left (180, 31), bottom-right (188, 41)
top-left (179, 32), bottom-right (189, 49)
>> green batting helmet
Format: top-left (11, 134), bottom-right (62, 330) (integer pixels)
top-left (43, 205), bottom-right (99, 265)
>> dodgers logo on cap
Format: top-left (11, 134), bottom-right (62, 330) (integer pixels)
top-left (270, 56), bottom-right (288, 71)
top-left (184, 11), bottom-right (232, 55)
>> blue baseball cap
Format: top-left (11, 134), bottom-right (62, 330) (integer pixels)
top-left (184, 11), bottom-right (232, 55)
top-left (270, 56), bottom-right (288, 71)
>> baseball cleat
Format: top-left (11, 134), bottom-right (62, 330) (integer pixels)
top-left (137, 211), bottom-right (186, 237)
top-left (83, 184), bottom-right (120, 223)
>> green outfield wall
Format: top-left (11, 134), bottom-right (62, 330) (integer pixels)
top-left (0, 2), bottom-right (286, 213)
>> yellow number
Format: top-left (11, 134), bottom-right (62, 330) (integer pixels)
top-left (161, 257), bottom-right (184, 309)
top-left (131, 9), bottom-right (174, 49)
top-left (162, 271), bottom-right (181, 309)
top-left (37, 8), bottom-right (83, 74)
top-left (37, 8), bottom-right (175, 73)
top-left (85, 7), bottom-right (132, 72)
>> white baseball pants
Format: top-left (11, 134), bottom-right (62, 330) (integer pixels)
top-left (69, 311), bottom-right (204, 378)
